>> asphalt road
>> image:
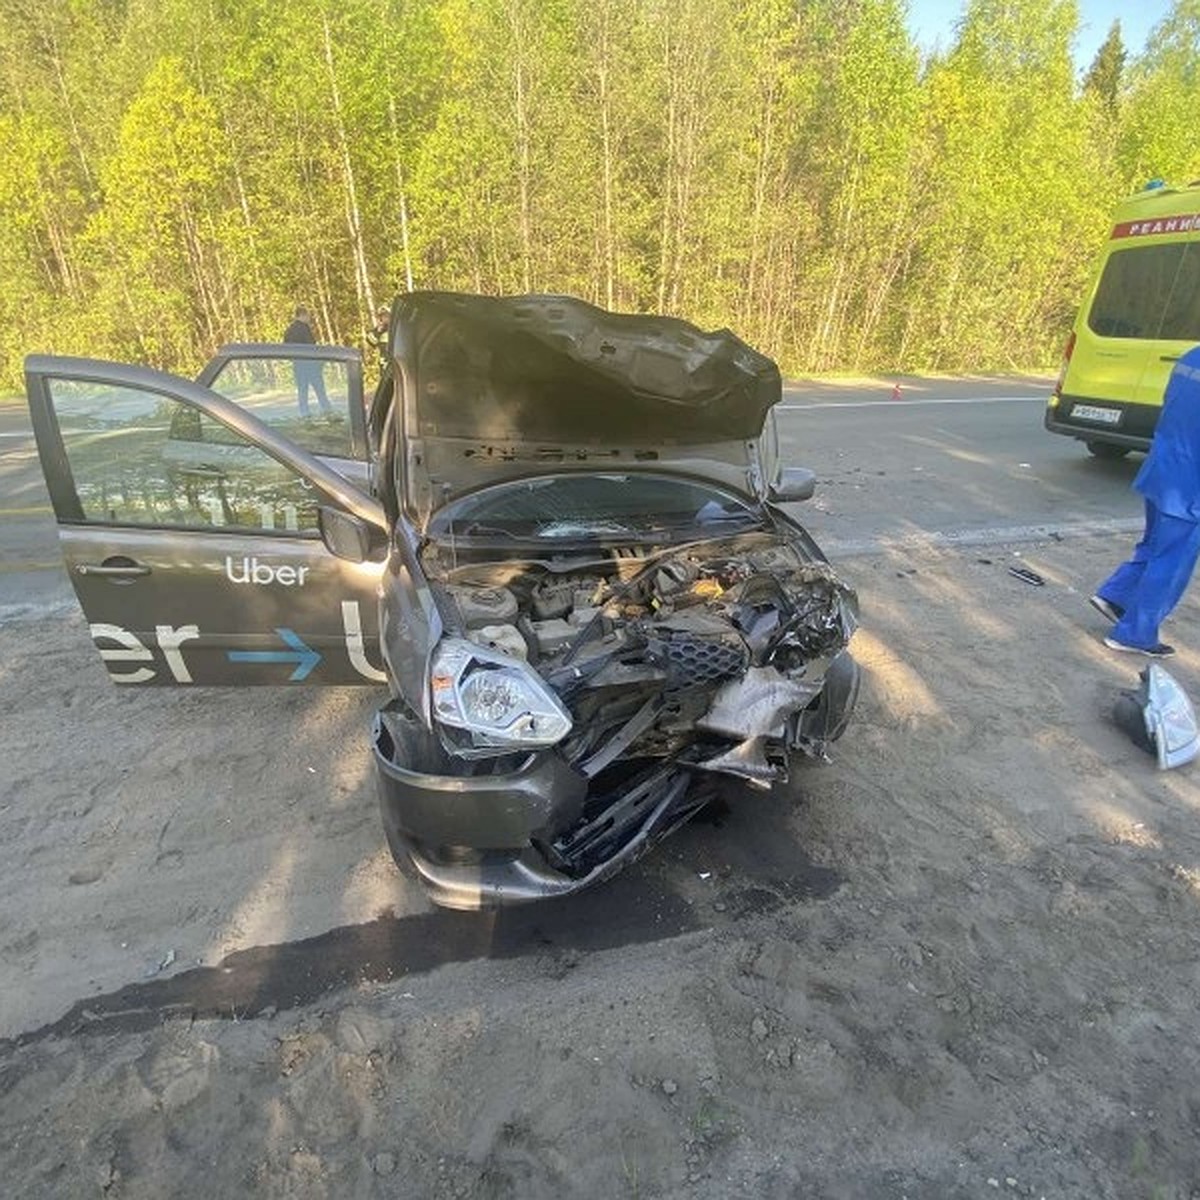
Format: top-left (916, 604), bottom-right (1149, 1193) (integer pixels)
top-left (1, 374), bottom-right (1142, 623)
top-left (773, 374), bottom-right (1143, 554)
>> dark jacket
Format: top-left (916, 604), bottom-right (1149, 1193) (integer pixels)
top-left (283, 318), bottom-right (315, 345)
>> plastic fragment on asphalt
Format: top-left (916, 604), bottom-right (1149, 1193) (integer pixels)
top-left (1007, 566), bottom-right (1045, 586)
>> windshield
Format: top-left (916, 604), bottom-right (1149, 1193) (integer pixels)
top-left (427, 474), bottom-right (762, 545)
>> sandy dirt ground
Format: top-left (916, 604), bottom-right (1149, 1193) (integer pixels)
top-left (2, 531), bottom-right (1200, 1199)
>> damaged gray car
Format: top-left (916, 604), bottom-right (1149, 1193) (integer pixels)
top-left (26, 292), bottom-right (859, 909)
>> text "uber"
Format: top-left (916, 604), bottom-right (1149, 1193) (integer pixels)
top-left (225, 556), bottom-right (310, 586)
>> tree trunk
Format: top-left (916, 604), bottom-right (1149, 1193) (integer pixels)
top-left (507, 1), bottom-right (534, 293)
top-left (745, 76), bottom-right (778, 330)
top-left (178, 198), bottom-right (218, 350)
top-left (387, 96), bottom-right (415, 292)
top-left (656, 25), bottom-right (677, 313)
top-left (588, 2), bottom-right (617, 311)
top-left (322, 12), bottom-right (375, 334)
top-left (45, 29), bottom-right (95, 195)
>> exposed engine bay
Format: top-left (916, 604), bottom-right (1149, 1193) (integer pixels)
top-left (385, 532), bottom-right (858, 880)
top-left (362, 294), bottom-right (864, 904)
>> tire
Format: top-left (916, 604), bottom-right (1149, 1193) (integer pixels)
top-left (1086, 441), bottom-right (1130, 461)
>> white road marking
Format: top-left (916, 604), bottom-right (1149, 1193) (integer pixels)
top-left (822, 516), bottom-right (1143, 559)
top-left (778, 395), bottom-right (1047, 411)
top-left (0, 431), bottom-right (32, 438)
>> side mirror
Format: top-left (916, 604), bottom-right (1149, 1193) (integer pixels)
top-left (769, 466), bottom-right (816, 503)
top-left (319, 505), bottom-right (387, 563)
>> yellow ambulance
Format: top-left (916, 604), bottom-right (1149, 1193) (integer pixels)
top-left (1045, 180), bottom-right (1200, 459)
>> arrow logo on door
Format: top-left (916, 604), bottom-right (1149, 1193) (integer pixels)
top-left (228, 628), bottom-right (321, 681)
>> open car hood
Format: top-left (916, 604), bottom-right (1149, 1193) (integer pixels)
top-left (389, 292), bottom-right (783, 516)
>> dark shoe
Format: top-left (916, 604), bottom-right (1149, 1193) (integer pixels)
top-left (1090, 594), bottom-right (1124, 623)
top-left (1104, 636), bottom-right (1175, 658)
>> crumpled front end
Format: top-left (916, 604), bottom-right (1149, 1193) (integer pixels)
top-left (374, 531), bottom-right (858, 908)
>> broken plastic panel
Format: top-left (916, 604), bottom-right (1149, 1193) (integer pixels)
top-left (1113, 665), bottom-right (1199, 771)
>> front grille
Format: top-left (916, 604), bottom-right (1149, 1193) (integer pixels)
top-left (656, 632), bottom-right (748, 687)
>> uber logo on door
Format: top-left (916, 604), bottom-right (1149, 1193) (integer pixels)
top-left (225, 556), bottom-right (310, 586)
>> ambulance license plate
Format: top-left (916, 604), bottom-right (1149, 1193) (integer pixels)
top-left (1073, 404), bottom-right (1122, 425)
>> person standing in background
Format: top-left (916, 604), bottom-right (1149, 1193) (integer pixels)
top-left (367, 304), bottom-right (390, 363)
top-left (1092, 344), bottom-right (1200, 658)
top-left (282, 306), bottom-right (332, 418)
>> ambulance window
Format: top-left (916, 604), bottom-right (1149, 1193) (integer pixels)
top-left (1158, 244), bottom-right (1200, 341)
top-left (1088, 243), bottom-right (1200, 341)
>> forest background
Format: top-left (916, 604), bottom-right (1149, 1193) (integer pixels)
top-left (1, 0), bottom-right (1198, 388)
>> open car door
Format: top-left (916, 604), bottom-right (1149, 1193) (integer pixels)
top-left (197, 343), bottom-right (371, 494)
top-left (25, 355), bottom-right (389, 686)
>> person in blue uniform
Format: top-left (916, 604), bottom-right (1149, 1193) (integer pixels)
top-left (1092, 343), bottom-right (1200, 657)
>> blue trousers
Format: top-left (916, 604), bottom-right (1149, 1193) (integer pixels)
top-left (296, 362), bottom-right (331, 417)
top-left (1098, 497), bottom-right (1200, 648)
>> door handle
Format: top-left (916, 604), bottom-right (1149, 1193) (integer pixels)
top-left (76, 562), bottom-right (151, 578)
top-left (1161, 355), bottom-right (1180, 362)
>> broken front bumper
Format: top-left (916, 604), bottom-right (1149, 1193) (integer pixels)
top-left (374, 700), bottom-right (683, 909)
top-left (373, 649), bottom-right (860, 910)
top-left (374, 700), bottom-right (702, 909)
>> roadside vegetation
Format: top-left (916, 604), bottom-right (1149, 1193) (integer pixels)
top-left (0, 0), bottom-right (1197, 385)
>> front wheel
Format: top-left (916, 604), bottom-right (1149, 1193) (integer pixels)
top-left (1086, 441), bottom-right (1130, 461)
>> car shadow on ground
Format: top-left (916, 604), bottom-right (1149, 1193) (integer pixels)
top-left (7, 781), bottom-right (843, 1048)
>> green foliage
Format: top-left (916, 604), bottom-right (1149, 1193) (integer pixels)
top-left (1119, 0), bottom-right (1200, 187)
top-left (0, 0), bottom-right (1194, 385)
top-left (1083, 20), bottom-right (1126, 113)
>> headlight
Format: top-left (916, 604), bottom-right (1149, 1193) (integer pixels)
top-left (1143, 664), bottom-right (1199, 770)
top-left (430, 638), bottom-right (572, 747)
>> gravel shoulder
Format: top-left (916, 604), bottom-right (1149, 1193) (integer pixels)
top-left (2, 533), bottom-right (1199, 1199)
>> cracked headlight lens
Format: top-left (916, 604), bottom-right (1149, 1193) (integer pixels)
top-left (430, 638), bottom-right (572, 747)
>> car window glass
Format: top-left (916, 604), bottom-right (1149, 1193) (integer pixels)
top-left (49, 378), bottom-right (319, 534)
top-left (1088, 243), bottom-right (1200, 340)
top-left (205, 356), bottom-right (353, 456)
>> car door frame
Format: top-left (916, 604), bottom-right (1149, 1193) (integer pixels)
top-left (25, 354), bottom-right (391, 686)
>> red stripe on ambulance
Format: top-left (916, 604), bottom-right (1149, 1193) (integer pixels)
top-left (1110, 214), bottom-right (1200, 239)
